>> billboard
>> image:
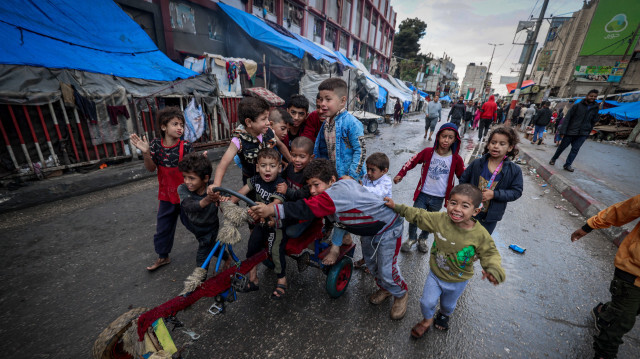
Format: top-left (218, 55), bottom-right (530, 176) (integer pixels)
top-left (537, 50), bottom-right (553, 71)
top-left (579, 0), bottom-right (640, 56)
top-left (545, 17), bottom-right (572, 44)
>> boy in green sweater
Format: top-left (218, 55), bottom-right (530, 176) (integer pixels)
top-left (384, 183), bottom-right (506, 338)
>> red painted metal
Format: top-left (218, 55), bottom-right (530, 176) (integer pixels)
top-left (7, 106), bottom-right (26, 144)
top-left (72, 109), bottom-right (93, 161)
top-left (146, 101), bottom-right (156, 135)
top-left (35, 106), bottom-right (52, 142)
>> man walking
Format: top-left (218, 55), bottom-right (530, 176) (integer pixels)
top-left (447, 96), bottom-right (466, 128)
top-left (521, 104), bottom-right (536, 132)
top-left (478, 95), bottom-right (498, 141)
top-left (424, 95), bottom-right (442, 140)
top-left (549, 89), bottom-right (600, 172)
top-left (531, 101), bottom-right (552, 145)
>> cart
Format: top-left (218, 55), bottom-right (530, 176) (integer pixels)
top-left (93, 187), bottom-right (355, 358)
top-left (352, 110), bottom-right (383, 134)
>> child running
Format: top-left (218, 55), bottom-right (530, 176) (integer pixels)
top-left (385, 184), bottom-right (505, 337)
top-left (249, 159), bottom-right (409, 320)
top-left (212, 97), bottom-right (292, 190)
top-left (394, 123), bottom-right (465, 253)
top-left (354, 152), bottom-right (393, 270)
top-left (227, 148), bottom-right (288, 299)
top-left (130, 107), bottom-right (193, 271)
top-left (177, 153), bottom-right (226, 271)
top-left (460, 126), bottom-right (523, 234)
top-left (314, 78), bottom-right (366, 265)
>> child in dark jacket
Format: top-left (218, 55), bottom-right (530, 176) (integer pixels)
top-left (394, 123), bottom-right (465, 253)
top-left (460, 126), bottom-right (523, 234)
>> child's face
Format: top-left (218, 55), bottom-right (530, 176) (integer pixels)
top-left (487, 133), bottom-right (513, 159)
top-left (366, 164), bottom-right (387, 181)
top-left (317, 90), bottom-right (346, 119)
top-left (437, 129), bottom-right (456, 152)
top-left (307, 176), bottom-right (335, 196)
top-left (246, 110), bottom-right (270, 135)
top-left (161, 117), bottom-right (184, 140)
top-left (182, 171), bottom-right (208, 194)
top-left (291, 147), bottom-right (313, 173)
top-left (256, 156), bottom-right (280, 182)
top-left (287, 106), bottom-right (308, 128)
top-left (270, 121), bottom-right (288, 141)
top-left (446, 193), bottom-right (481, 225)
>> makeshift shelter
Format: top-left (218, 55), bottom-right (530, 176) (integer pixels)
top-left (0, 0), bottom-right (221, 177)
top-left (352, 60), bottom-right (386, 112)
top-left (387, 77), bottom-right (414, 112)
top-left (374, 77), bottom-right (412, 115)
top-left (599, 101), bottom-right (640, 121)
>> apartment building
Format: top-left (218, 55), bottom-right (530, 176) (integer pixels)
top-left (461, 63), bottom-right (487, 100)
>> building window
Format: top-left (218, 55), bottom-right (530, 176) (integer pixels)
top-left (340, 32), bottom-right (348, 50)
top-left (308, 0), bottom-right (323, 11)
top-left (325, 26), bottom-right (336, 47)
top-left (341, 0), bottom-right (352, 29)
top-left (354, 1), bottom-right (362, 33)
top-left (169, 1), bottom-right (196, 34)
top-left (284, 1), bottom-right (303, 28)
top-left (364, 5), bottom-right (371, 20)
top-left (352, 40), bottom-right (359, 57)
top-left (314, 17), bottom-right (323, 37)
top-left (253, 0), bottom-right (275, 14)
top-left (327, 0), bottom-right (339, 22)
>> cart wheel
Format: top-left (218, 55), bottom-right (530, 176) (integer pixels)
top-left (92, 307), bottom-right (148, 359)
top-left (325, 257), bottom-right (353, 298)
top-left (367, 120), bottom-right (378, 134)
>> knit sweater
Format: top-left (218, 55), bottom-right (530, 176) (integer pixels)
top-left (394, 205), bottom-right (506, 283)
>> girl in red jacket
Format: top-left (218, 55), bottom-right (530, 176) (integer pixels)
top-left (393, 123), bottom-right (465, 253)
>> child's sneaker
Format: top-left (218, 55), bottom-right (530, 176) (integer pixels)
top-left (418, 239), bottom-right (429, 253)
top-left (401, 239), bottom-right (417, 252)
top-left (390, 292), bottom-right (409, 320)
top-left (369, 289), bottom-right (392, 305)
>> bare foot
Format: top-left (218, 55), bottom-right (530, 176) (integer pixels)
top-left (322, 244), bottom-right (340, 265)
top-left (342, 233), bottom-right (353, 246)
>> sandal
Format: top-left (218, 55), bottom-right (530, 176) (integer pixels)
top-left (271, 284), bottom-right (287, 300)
top-left (434, 312), bottom-right (450, 331)
top-left (238, 281), bottom-right (259, 293)
top-left (410, 319), bottom-right (431, 339)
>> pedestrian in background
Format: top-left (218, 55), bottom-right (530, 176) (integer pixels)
top-left (570, 194), bottom-right (640, 359)
top-left (512, 102), bottom-right (523, 128)
top-left (478, 95), bottom-right (498, 141)
top-left (531, 101), bottom-right (552, 145)
top-left (424, 95), bottom-right (442, 140)
top-left (394, 99), bottom-right (402, 124)
top-left (549, 90), bottom-right (600, 172)
top-left (447, 96), bottom-right (466, 128)
top-left (473, 102), bottom-right (481, 130)
top-left (521, 104), bottom-right (536, 132)
top-left (463, 100), bottom-right (474, 135)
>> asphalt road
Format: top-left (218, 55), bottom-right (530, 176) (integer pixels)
top-left (1, 112), bottom-right (638, 358)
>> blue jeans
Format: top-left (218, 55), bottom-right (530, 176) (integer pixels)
top-left (551, 135), bottom-right (588, 167)
top-left (420, 271), bottom-right (469, 319)
top-left (474, 211), bottom-right (498, 234)
top-left (408, 192), bottom-right (444, 240)
top-left (361, 222), bottom-right (407, 297)
top-left (532, 125), bottom-right (546, 142)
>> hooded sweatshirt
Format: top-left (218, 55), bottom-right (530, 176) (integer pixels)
top-left (480, 95), bottom-right (498, 120)
top-left (395, 122), bottom-right (465, 202)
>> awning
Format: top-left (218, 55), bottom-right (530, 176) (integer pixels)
top-left (506, 80), bottom-right (536, 94)
top-left (0, 0), bottom-right (197, 81)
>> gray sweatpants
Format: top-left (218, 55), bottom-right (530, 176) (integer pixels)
top-left (361, 222), bottom-right (408, 297)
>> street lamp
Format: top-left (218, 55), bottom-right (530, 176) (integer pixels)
top-left (484, 43), bottom-right (503, 100)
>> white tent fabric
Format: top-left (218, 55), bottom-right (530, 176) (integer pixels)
top-left (351, 60), bottom-right (383, 99)
top-left (375, 76), bottom-right (412, 113)
top-left (299, 69), bottom-right (358, 112)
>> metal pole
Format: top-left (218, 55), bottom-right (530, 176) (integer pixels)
top-left (507, 0), bottom-right (549, 125)
top-left (484, 43), bottom-right (503, 100)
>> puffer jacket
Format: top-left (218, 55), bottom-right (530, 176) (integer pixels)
top-left (558, 100), bottom-right (600, 136)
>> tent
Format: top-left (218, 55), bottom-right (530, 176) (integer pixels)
top-left (440, 95), bottom-right (452, 102)
top-left (599, 101), bottom-right (640, 121)
top-left (375, 77), bottom-right (412, 114)
top-left (352, 60), bottom-right (386, 110)
top-left (506, 80), bottom-right (536, 94)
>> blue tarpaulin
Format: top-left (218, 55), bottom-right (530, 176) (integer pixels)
top-left (599, 101), bottom-right (640, 121)
top-left (375, 83), bottom-right (388, 109)
top-left (333, 51), bottom-right (356, 68)
top-left (0, 0), bottom-right (198, 81)
top-left (440, 95), bottom-right (452, 102)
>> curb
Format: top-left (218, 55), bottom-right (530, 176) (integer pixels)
top-left (519, 149), bottom-right (629, 247)
top-left (0, 147), bottom-right (227, 214)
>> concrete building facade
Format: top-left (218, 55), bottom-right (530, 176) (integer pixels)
top-left (117, 0), bottom-right (397, 75)
top-left (461, 63), bottom-right (487, 100)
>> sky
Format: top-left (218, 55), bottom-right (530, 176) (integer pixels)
top-left (391, 0), bottom-right (585, 95)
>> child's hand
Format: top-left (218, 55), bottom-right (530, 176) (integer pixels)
top-left (482, 270), bottom-right (499, 286)
top-left (481, 188), bottom-right (494, 201)
top-left (130, 134), bottom-right (150, 153)
top-left (570, 228), bottom-right (588, 242)
top-left (393, 176), bottom-right (402, 184)
top-left (249, 202), bottom-right (274, 218)
top-left (206, 184), bottom-right (217, 196)
top-left (267, 216), bottom-right (276, 227)
top-left (276, 182), bottom-right (288, 194)
top-left (207, 191), bottom-right (221, 203)
top-left (383, 197), bottom-right (395, 209)
top-left (247, 208), bottom-right (261, 222)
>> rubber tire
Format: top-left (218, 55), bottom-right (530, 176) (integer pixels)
top-left (92, 307), bottom-right (149, 359)
top-left (367, 120), bottom-right (378, 134)
top-left (325, 257), bottom-right (353, 298)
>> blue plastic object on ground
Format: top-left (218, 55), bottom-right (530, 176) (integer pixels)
top-left (509, 244), bottom-right (526, 254)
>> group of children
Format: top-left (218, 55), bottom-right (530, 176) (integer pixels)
top-left (130, 77), bottom-right (526, 338)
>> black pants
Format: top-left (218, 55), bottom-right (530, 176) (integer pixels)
top-left (153, 200), bottom-right (185, 258)
top-left (478, 118), bottom-right (493, 140)
top-left (247, 224), bottom-right (288, 278)
top-left (182, 219), bottom-right (225, 268)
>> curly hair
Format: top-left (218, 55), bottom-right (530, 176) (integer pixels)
top-left (157, 107), bottom-right (185, 138)
top-left (178, 152), bottom-right (212, 180)
top-left (483, 125), bottom-right (520, 159)
top-left (303, 159), bottom-right (338, 184)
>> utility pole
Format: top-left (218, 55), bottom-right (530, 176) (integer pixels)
top-left (507, 0), bottom-right (549, 125)
top-left (484, 43), bottom-right (503, 100)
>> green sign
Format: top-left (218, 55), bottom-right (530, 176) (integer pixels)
top-left (579, 0), bottom-right (640, 56)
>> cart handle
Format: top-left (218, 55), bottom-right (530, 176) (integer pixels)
top-left (212, 187), bottom-right (257, 207)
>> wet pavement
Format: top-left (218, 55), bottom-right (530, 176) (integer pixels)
top-left (1, 111), bottom-right (638, 358)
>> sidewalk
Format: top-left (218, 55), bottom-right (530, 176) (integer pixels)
top-left (516, 133), bottom-right (640, 246)
top-left (0, 147), bottom-right (227, 214)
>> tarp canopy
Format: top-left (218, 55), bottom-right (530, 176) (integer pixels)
top-left (0, 0), bottom-right (198, 81)
top-left (333, 51), bottom-right (356, 68)
top-left (599, 101), bottom-right (640, 121)
top-left (375, 77), bottom-right (412, 112)
top-left (506, 80), bottom-right (535, 94)
top-left (440, 95), bottom-right (452, 102)
top-left (352, 60), bottom-right (386, 109)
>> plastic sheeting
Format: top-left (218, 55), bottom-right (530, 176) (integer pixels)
top-left (0, 0), bottom-right (197, 81)
top-left (351, 60), bottom-right (386, 109)
top-left (375, 77), bottom-right (412, 113)
top-left (299, 70), bottom-right (359, 112)
top-left (599, 101), bottom-right (640, 121)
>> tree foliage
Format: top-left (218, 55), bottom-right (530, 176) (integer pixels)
top-left (393, 18), bottom-right (427, 60)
